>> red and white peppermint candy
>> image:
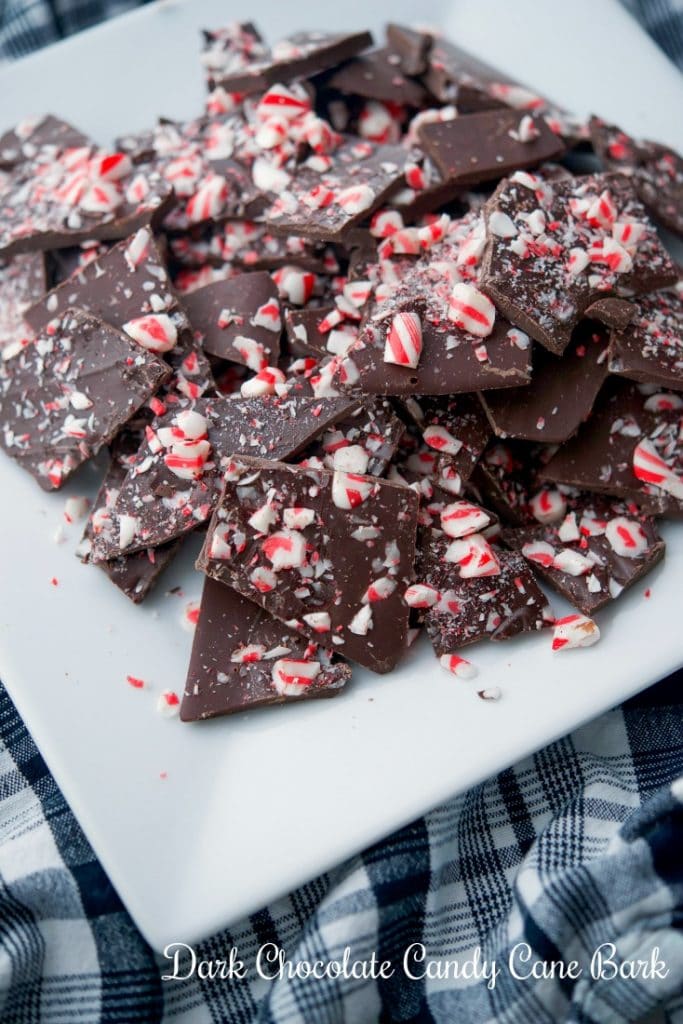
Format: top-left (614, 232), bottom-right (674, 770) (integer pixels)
top-left (252, 300), bottom-right (282, 332)
top-left (511, 114), bottom-right (540, 143)
top-left (234, 335), bottom-right (267, 372)
top-left (231, 644), bottom-right (266, 664)
top-left (302, 612), bottom-right (332, 633)
top-left (333, 444), bottom-right (369, 475)
top-left (363, 577), bottom-right (397, 603)
top-left (604, 517), bottom-right (649, 558)
top-left (89, 151), bottom-right (132, 181)
top-left (79, 180), bottom-right (121, 214)
top-left (404, 583), bottom-right (441, 609)
top-left (332, 470), bottom-right (374, 510)
top-left (612, 221), bottom-right (646, 248)
top-left (370, 209), bottom-right (403, 238)
top-left (273, 266), bottom-right (315, 305)
top-left (282, 507), bottom-right (315, 530)
top-left (240, 366), bottom-right (286, 397)
top-left (156, 691), bottom-right (180, 717)
top-left (552, 614), bottom-right (600, 651)
top-left (252, 157), bottom-right (292, 194)
top-left (633, 439), bottom-right (683, 499)
top-left (586, 190), bottom-right (617, 229)
top-left (521, 540), bottom-right (556, 568)
top-left (552, 548), bottom-right (593, 576)
top-left (567, 247), bottom-right (589, 276)
top-left (384, 312), bottom-right (423, 369)
top-left (343, 280), bottom-right (373, 308)
top-left (488, 211), bottom-right (517, 237)
top-left (558, 512), bottom-right (580, 543)
top-left (272, 659), bottom-right (320, 696)
top-left (348, 605), bottom-right (373, 635)
top-left (530, 488), bottom-right (567, 525)
top-left (439, 654), bottom-right (478, 679)
top-left (448, 282), bottom-right (495, 337)
top-left (250, 565), bottom-right (277, 593)
top-left (123, 314), bottom-right (177, 354)
top-left (261, 529), bottom-right (306, 571)
top-left (248, 502), bottom-right (278, 534)
top-left (257, 84), bottom-right (311, 121)
top-left (335, 184), bottom-right (375, 215)
top-left (423, 425), bottom-right (462, 455)
top-left (440, 501), bottom-right (491, 539)
top-left (445, 534), bottom-right (500, 578)
top-left (118, 514), bottom-right (139, 550)
top-left (186, 174), bottom-right (228, 223)
top-left (358, 100), bottom-right (397, 143)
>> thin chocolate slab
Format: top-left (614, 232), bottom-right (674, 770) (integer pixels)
top-left (386, 24), bottom-right (433, 76)
top-left (302, 398), bottom-right (404, 477)
top-left (419, 109), bottom-right (564, 187)
top-left (481, 172), bottom-right (678, 355)
top-left (0, 131), bottom-right (173, 258)
top-left (0, 308), bottom-right (170, 490)
top-left (264, 140), bottom-right (413, 241)
top-left (590, 116), bottom-right (683, 239)
top-left (467, 440), bottom-right (558, 526)
top-left (284, 306), bottom-right (336, 358)
top-left (181, 272), bottom-right (282, 367)
top-left (197, 456), bottom-right (419, 673)
top-left (503, 496), bottom-right (665, 616)
top-left (416, 529), bottom-right (551, 652)
top-left (540, 380), bottom-right (683, 516)
top-left (210, 30), bottom-right (373, 93)
top-left (90, 394), bottom-right (359, 559)
top-left (327, 48), bottom-right (428, 107)
top-left (181, 577), bottom-right (351, 721)
top-left (607, 286), bottom-right (683, 392)
top-left (400, 394), bottom-right (491, 496)
top-left (0, 251), bottom-right (45, 353)
top-left (479, 322), bottom-right (610, 443)
top-left (25, 227), bottom-right (213, 401)
top-left (0, 115), bottom-right (90, 171)
top-left (200, 22), bottom-right (268, 91)
top-left (77, 432), bottom-right (180, 603)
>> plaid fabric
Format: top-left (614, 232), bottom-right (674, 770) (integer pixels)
top-left (0, 672), bottom-right (681, 1023)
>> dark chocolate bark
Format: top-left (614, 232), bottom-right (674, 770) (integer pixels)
top-left (399, 394), bottom-right (491, 496)
top-left (0, 308), bottom-right (170, 490)
top-left (0, 251), bottom-right (45, 354)
top-left (197, 456), bottom-right (419, 673)
top-left (327, 48), bottom-right (428, 107)
top-left (181, 577), bottom-right (351, 720)
top-left (386, 24), bottom-right (433, 76)
top-left (607, 286), bottom-right (683, 391)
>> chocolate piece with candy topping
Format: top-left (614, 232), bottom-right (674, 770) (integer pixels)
top-left (541, 380), bottom-right (683, 517)
top-left (386, 24), bottom-right (433, 76)
top-left (197, 455), bottom-right (419, 673)
top-left (25, 228), bottom-right (213, 401)
top-left (418, 109), bottom-right (564, 187)
top-left (0, 307), bottom-right (171, 491)
top-left (209, 30), bottom-right (373, 94)
top-left (327, 47), bottom-right (429, 107)
top-left (590, 116), bottom-right (683, 239)
top-left (264, 140), bottom-right (414, 242)
top-left (503, 495), bottom-right (665, 616)
top-left (607, 285), bottom-right (683, 392)
top-left (91, 394), bottom-right (360, 560)
top-left (583, 296), bottom-right (634, 331)
top-left (200, 22), bottom-right (267, 91)
top-left (284, 306), bottom-right (336, 358)
top-left (181, 271), bottom-right (282, 367)
top-left (467, 440), bottom-right (558, 526)
top-left (181, 577), bottom-right (351, 721)
top-left (0, 115), bottom-right (90, 171)
top-left (77, 431), bottom-right (181, 603)
top-left (415, 527), bottom-right (551, 653)
top-left (0, 251), bottom-right (45, 353)
top-left (480, 172), bottom-right (678, 356)
top-left (399, 394), bottom-right (491, 497)
top-left (479, 322), bottom-right (610, 444)
top-left (302, 398), bottom-right (404, 477)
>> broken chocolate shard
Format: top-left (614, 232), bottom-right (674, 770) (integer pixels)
top-left (0, 115), bottom-right (90, 171)
top-left (181, 576), bottom-right (351, 721)
top-left (583, 296), bottom-right (634, 331)
top-left (418, 109), bottom-right (564, 187)
top-left (0, 251), bottom-right (45, 354)
top-left (479, 322), bottom-right (610, 444)
top-left (607, 285), bottom-right (683, 392)
top-left (326, 47), bottom-right (429, 107)
top-left (481, 171), bottom-right (678, 355)
top-left (399, 394), bottom-right (491, 497)
top-left (197, 455), bottom-right (419, 673)
top-left (503, 495), bottom-right (665, 616)
top-left (181, 271), bottom-right (282, 367)
top-left (0, 307), bottom-right (170, 490)
top-left (386, 23), bottom-right (433, 77)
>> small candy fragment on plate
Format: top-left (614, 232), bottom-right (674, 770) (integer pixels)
top-left (551, 614), bottom-right (600, 651)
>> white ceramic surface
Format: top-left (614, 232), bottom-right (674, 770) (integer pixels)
top-left (0, 0), bottom-right (681, 953)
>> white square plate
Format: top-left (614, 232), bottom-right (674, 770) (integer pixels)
top-left (1, 0), bottom-right (682, 952)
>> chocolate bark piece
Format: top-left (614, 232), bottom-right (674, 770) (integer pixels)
top-left (181, 577), bottom-right (351, 721)
top-left (326, 48), bottom-right (428, 107)
top-left (388, 159), bottom-right (464, 221)
top-left (583, 296), bottom-right (634, 331)
top-left (0, 115), bottom-right (90, 171)
top-left (607, 286), bottom-right (683, 391)
top-left (284, 306), bottom-right (336, 357)
top-left (200, 22), bottom-right (268, 91)
top-left (303, 398), bottom-right (404, 477)
top-left (0, 129), bottom-right (173, 258)
top-left (386, 24), bottom-right (433, 76)
top-left (0, 251), bottom-right (45, 353)
top-left (418, 110), bottom-right (564, 187)
top-left (181, 272), bottom-right (281, 366)
top-left (78, 432), bottom-right (180, 603)
top-left (590, 116), bottom-right (683, 239)
top-left (479, 323), bottom-right (610, 443)
top-left (467, 440), bottom-right (557, 526)
top-left (503, 496), bottom-right (665, 616)
top-left (417, 529), bottom-right (550, 652)
top-left (197, 456), bottom-right (419, 673)
top-left (91, 394), bottom-right (359, 559)
top-left (210, 30), bottom-right (373, 94)
top-left (25, 228), bottom-right (213, 401)
top-left (401, 394), bottom-right (491, 495)
top-left (0, 308), bottom-right (170, 491)
top-left (264, 140), bottom-right (413, 241)
top-left (540, 380), bottom-right (683, 516)
top-left (481, 172), bottom-right (678, 356)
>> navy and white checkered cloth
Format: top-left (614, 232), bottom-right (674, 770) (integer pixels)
top-left (1, 674), bottom-right (682, 1023)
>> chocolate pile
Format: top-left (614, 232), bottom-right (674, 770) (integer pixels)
top-left (1, 22), bottom-right (681, 720)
